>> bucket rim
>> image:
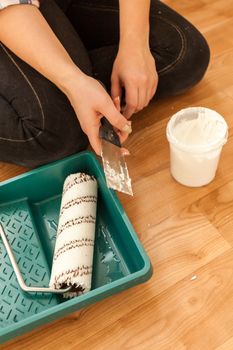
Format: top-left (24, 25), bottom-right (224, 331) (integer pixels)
top-left (166, 107), bottom-right (228, 154)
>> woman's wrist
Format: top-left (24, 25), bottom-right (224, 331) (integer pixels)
top-left (118, 39), bottom-right (150, 58)
top-left (119, 28), bottom-right (150, 54)
top-left (58, 64), bottom-right (87, 97)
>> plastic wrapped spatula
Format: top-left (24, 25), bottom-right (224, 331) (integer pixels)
top-left (99, 117), bottom-right (133, 196)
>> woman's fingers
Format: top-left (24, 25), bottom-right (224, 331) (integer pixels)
top-left (111, 75), bottom-right (121, 100)
top-left (88, 122), bottom-right (130, 156)
top-left (117, 129), bottom-right (130, 144)
top-left (99, 99), bottom-right (132, 134)
top-left (151, 82), bottom-right (157, 100)
top-left (88, 120), bottom-right (131, 156)
top-left (123, 83), bottom-right (138, 119)
top-left (111, 76), bottom-right (121, 112)
top-left (87, 94), bottom-right (132, 155)
top-left (145, 83), bottom-right (156, 107)
top-left (139, 76), bottom-right (158, 109)
top-left (123, 79), bottom-right (156, 118)
top-left (114, 96), bottom-right (121, 112)
top-left (138, 85), bottom-right (148, 110)
top-left (121, 147), bottom-right (130, 156)
top-left (88, 125), bottom-right (102, 156)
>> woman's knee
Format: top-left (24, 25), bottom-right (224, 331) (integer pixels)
top-left (13, 126), bottom-right (88, 168)
top-left (176, 25), bottom-right (210, 89)
top-left (150, 1), bottom-right (210, 98)
top-left (0, 90), bottom-right (89, 168)
top-left (158, 30), bottom-right (210, 97)
top-left (21, 106), bottom-right (89, 168)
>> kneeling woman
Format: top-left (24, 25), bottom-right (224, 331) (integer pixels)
top-left (0, 0), bottom-right (210, 167)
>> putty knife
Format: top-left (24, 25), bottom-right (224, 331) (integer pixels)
top-left (99, 117), bottom-right (133, 196)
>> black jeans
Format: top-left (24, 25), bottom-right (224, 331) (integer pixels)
top-left (0, 0), bottom-right (210, 168)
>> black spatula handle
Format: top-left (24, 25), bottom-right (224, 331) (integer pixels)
top-left (99, 117), bottom-right (121, 147)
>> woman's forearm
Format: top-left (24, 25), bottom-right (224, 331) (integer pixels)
top-left (0, 5), bottom-right (83, 93)
top-left (119, 0), bottom-right (150, 48)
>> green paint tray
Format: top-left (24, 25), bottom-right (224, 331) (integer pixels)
top-left (0, 151), bottom-right (152, 344)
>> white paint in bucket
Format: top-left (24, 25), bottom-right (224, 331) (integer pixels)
top-left (166, 107), bottom-right (228, 187)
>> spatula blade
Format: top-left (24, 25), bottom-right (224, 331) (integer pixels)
top-left (101, 139), bottom-right (133, 196)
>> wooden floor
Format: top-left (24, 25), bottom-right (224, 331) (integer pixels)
top-left (1, 1), bottom-right (233, 349)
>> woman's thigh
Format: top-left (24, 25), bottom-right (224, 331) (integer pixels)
top-left (0, 0), bottom-right (91, 167)
top-left (66, 0), bottom-right (210, 97)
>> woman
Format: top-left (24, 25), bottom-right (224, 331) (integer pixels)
top-left (0, 0), bottom-right (210, 167)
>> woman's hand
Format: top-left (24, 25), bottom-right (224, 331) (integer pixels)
top-left (65, 72), bottom-right (132, 155)
top-left (111, 45), bottom-right (158, 119)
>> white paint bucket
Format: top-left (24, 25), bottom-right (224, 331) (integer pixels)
top-left (166, 107), bottom-right (228, 187)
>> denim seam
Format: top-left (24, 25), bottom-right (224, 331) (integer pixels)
top-left (0, 43), bottom-right (45, 142)
top-left (154, 16), bottom-right (187, 76)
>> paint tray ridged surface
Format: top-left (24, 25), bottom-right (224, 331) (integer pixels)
top-left (0, 151), bottom-right (152, 344)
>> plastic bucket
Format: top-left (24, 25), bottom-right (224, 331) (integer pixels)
top-left (166, 107), bottom-right (228, 187)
